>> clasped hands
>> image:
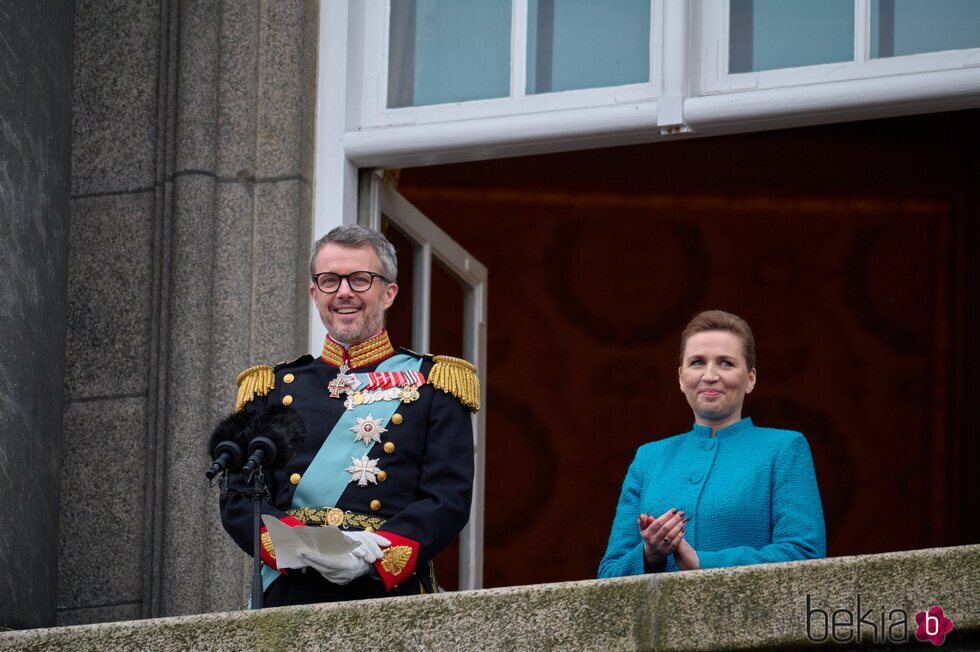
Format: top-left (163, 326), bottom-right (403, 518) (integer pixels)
top-left (297, 531), bottom-right (391, 585)
top-left (639, 508), bottom-right (699, 571)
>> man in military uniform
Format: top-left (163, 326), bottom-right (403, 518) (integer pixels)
top-left (220, 224), bottom-right (478, 606)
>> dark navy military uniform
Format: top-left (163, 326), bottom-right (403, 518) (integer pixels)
top-left (219, 331), bottom-right (476, 606)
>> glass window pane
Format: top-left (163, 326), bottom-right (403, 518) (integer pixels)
top-left (871, 0), bottom-right (980, 58)
top-left (527, 0), bottom-right (650, 94)
top-left (388, 0), bottom-right (511, 108)
top-left (729, 0), bottom-right (854, 73)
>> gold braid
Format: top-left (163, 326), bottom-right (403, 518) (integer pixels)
top-left (235, 365), bottom-right (275, 412)
top-left (428, 355), bottom-right (481, 412)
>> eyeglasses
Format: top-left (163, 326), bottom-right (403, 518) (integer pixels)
top-left (312, 271), bottom-right (390, 294)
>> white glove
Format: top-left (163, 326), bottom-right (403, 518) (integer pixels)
top-left (298, 551), bottom-right (371, 585)
top-left (343, 531), bottom-right (392, 563)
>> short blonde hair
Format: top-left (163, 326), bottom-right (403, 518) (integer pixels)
top-left (679, 310), bottom-right (756, 369)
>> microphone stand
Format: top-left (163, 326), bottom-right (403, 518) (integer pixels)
top-left (248, 466), bottom-right (269, 610)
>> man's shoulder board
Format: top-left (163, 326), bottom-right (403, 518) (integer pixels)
top-left (428, 355), bottom-right (481, 413)
top-left (235, 364), bottom-right (275, 412)
top-left (275, 354), bottom-right (313, 370)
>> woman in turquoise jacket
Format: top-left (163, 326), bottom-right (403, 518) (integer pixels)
top-left (598, 310), bottom-right (826, 575)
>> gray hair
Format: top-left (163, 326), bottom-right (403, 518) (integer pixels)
top-left (309, 225), bottom-right (398, 282)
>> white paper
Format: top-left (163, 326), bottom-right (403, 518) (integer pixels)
top-left (261, 514), bottom-right (359, 569)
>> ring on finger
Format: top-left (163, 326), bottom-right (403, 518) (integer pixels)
top-left (663, 536), bottom-right (671, 545)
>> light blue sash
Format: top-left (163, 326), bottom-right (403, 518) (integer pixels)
top-left (259, 352), bottom-right (423, 594)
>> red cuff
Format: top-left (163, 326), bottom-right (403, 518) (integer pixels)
top-left (373, 530), bottom-right (420, 591)
top-left (259, 515), bottom-right (305, 572)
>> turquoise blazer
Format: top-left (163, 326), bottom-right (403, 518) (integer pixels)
top-left (598, 418), bottom-right (826, 576)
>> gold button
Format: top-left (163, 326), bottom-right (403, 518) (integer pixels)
top-left (383, 442), bottom-right (395, 454)
top-left (391, 413), bottom-right (403, 425)
top-left (289, 473), bottom-right (301, 485)
top-left (370, 500), bottom-right (381, 511)
top-left (376, 470), bottom-right (388, 482)
top-left (282, 394), bottom-right (293, 406)
top-left (365, 526), bottom-right (375, 533)
top-left (283, 373), bottom-right (295, 384)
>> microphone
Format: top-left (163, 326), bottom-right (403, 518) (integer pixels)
top-left (241, 405), bottom-right (306, 478)
top-left (241, 436), bottom-right (276, 477)
top-left (206, 410), bottom-right (252, 480)
top-left (207, 440), bottom-right (243, 480)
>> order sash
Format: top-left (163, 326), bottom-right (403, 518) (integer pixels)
top-left (291, 352), bottom-right (423, 508)
top-left (260, 352), bottom-right (423, 594)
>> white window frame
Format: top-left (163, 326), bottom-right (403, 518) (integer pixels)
top-left (352, 0), bottom-right (665, 129)
top-left (334, 0), bottom-right (980, 173)
top-left (697, 0), bottom-right (980, 95)
top-left (359, 174), bottom-right (489, 591)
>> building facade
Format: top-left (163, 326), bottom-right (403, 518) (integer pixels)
top-left (1, 0), bottom-right (978, 629)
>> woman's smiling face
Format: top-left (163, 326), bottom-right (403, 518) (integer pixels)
top-left (679, 330), bottom-right (757, 430)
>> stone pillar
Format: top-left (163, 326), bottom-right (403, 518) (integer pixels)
top-left (153, 0), bottom-right (316, 617)
top-left (60, 0), bottom-right (317, 624)
top-left (0, 0), bottom-right (75, 631)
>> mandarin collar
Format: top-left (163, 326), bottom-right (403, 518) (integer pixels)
top-left (320, 330), bottom-right (395, 368)
top-left (691, 417), bottom-right (753, 439)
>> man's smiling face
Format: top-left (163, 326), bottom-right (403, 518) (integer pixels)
top-left (309, 242), bottom-right (398, 345)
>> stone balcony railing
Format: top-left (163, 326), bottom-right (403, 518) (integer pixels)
top-left (2, 544), bottom-right (977, 651)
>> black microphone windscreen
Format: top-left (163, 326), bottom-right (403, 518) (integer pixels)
top-left (249, 405), bottom-right (306, 467)
top-left (208, 409), bottom-right (253, 457)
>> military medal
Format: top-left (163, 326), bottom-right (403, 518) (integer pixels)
top-left (327, 362), bottom-right (354, 398)
top-left (347, 387), bottom-right (402, 407)
top-left (367, 370), bottom-right (425, 388)
top-left (336, 368), bottom-right (428, 410)
top-left (350, 414), bottom-right (387, 447)
top-left (346, 454), bottom-right (380, 486)
top-left (400, 384), bottom-right (420, 403)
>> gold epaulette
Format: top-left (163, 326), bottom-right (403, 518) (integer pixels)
top-left (235, 364), bottom-right (275, 412)
top-left (428, 355), bottom-right (481, 413)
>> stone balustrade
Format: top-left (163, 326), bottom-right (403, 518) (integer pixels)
top-left (2, 544), bottom-right (977, 651)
